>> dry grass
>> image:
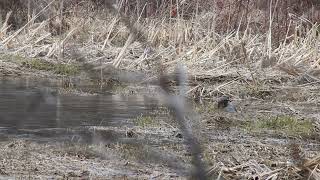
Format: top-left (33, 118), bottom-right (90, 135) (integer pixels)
top-left (0, 1), bottom-right (319, 101)
top-left (205, 154), bottom-right (320, 180)
top-left (0, 1), bottom-right (319, 81)
top-left (0, 0), bottom-right (320, 179)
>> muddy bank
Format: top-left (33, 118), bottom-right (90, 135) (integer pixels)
top-left (0, 53), bottom-right (159, 97)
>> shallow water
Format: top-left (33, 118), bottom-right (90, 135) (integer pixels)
top-left (0, 78), bottom-right (161, 141)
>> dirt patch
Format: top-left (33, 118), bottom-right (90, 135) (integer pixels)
top-left (0, 138), bottom-right (183, 179)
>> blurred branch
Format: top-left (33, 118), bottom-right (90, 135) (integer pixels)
top-left (102, 1), bottom-right (208, 179)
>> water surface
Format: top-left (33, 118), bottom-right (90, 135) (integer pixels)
top-left (0, 78), bottom-right (162, 141)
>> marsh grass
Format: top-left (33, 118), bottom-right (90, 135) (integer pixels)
top-left (58, 144), bottom-right (99, 159)
top-left (0, 54), bottom-right (27, 62)
top-left (0, 54), bottom-right (78, 75)
top-left (109, 82), bottom-right (129, 93)
top-left (133, 114), bottom-right (159, 128)
top-left (195, 102), bottom-right (217, 114)
top-left (243, 115), bottom-right (315, 137)
top-left (0, 0), bottom-right (318, 100)
top-left (116, 143), bottom-right (150, 161)
top-left (21, 58), bottom-right (78, 75)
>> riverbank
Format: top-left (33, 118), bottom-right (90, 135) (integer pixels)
top-left (0, 75), bottom-right (319, 179)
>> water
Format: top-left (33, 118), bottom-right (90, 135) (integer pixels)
top-left (0, 78), bottom-right (161, 141)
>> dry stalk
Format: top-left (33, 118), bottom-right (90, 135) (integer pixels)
top-left (0, 11), bottom-right (12, 36)
top-left (101, 17), bottom-right (118, 50)
top-left (112, 32), bottom-right (134, 68)
top-left (160, 64), bottom-right (207, 179)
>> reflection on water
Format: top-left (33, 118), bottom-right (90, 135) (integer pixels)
top-left (0, 78), bottom-right (161, 141)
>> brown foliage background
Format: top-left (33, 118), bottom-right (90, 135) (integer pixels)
top-left (0, 0), bottom-right (320, 42)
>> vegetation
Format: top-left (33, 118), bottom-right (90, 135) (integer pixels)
top-left (0, 0), bottom-right (319, 179)
top-left (21, 58), bottom-right (78, 75)
top-left (195, 102), bottom-right (217, 114)
top-left (243, 116), bottom-right (315, 137)
top-left (133, 115), bottom-right (158, 127)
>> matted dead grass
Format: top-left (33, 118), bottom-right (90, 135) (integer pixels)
top-left (0, 0), bottom-right (319, 179)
